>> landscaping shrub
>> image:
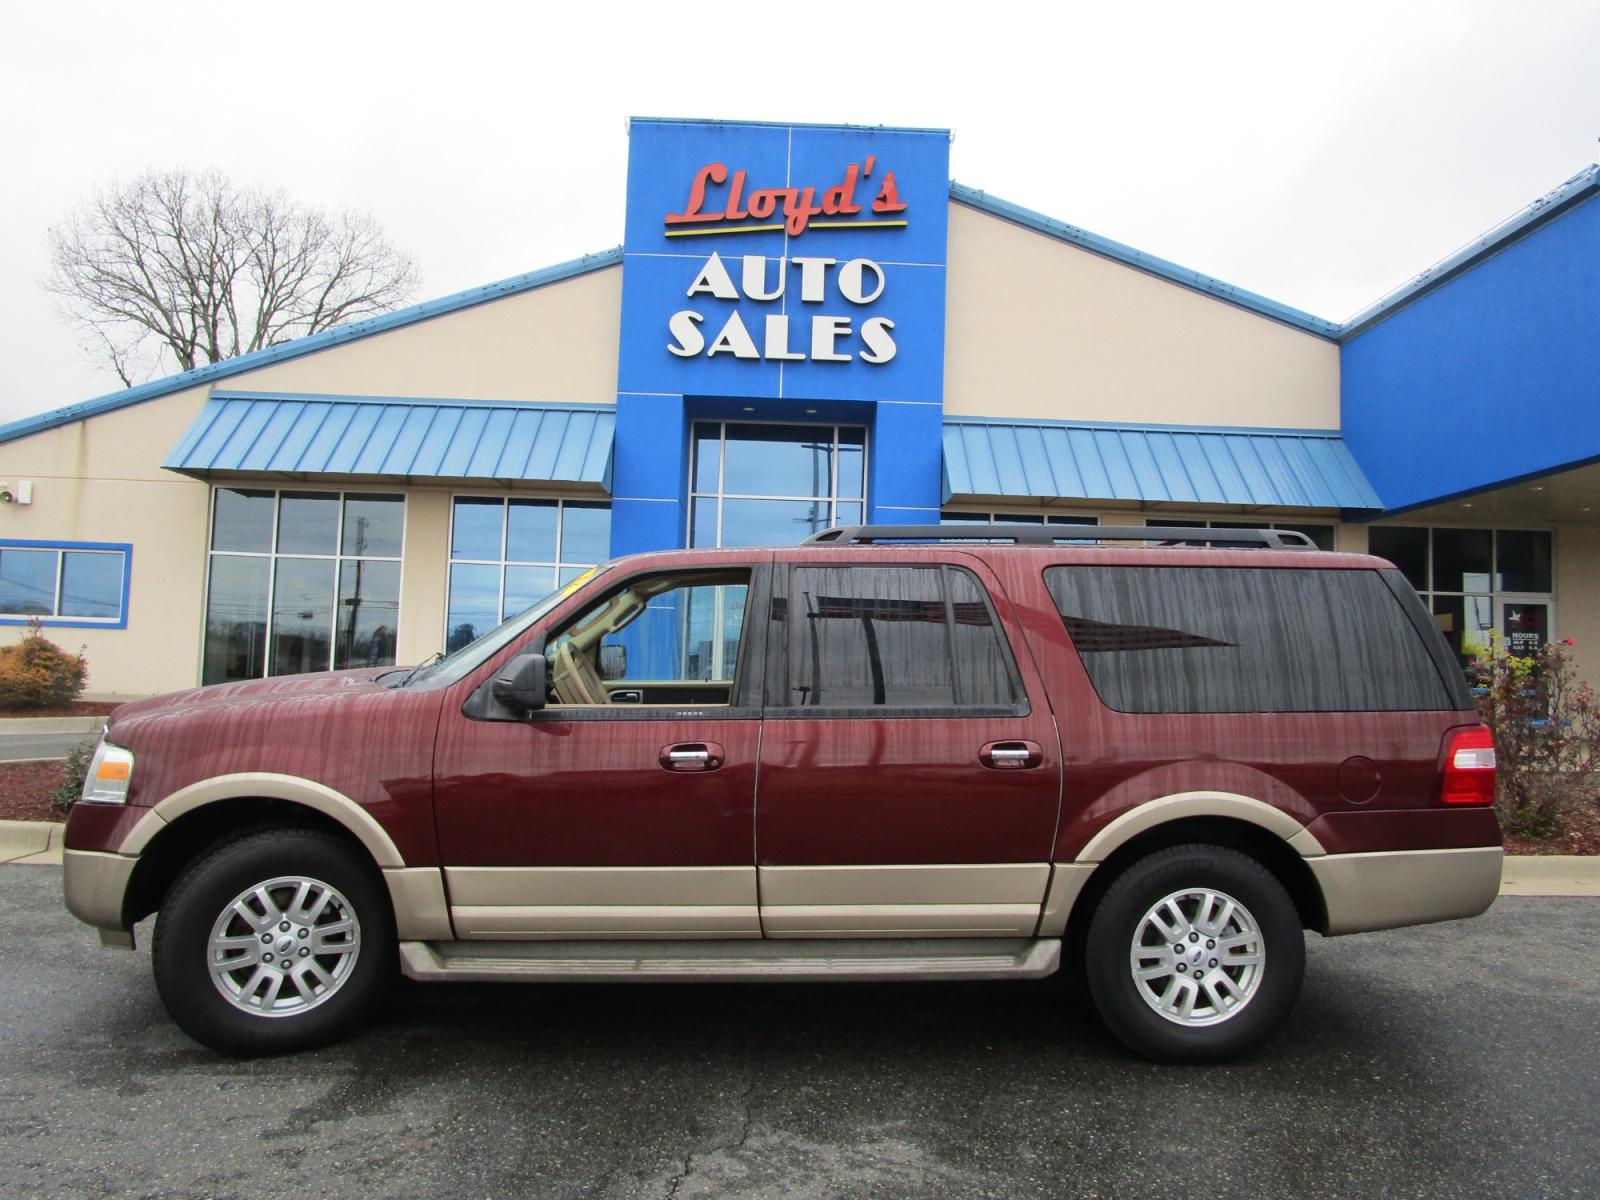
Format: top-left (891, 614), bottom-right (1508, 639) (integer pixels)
top-left (1475, 637), bottom-right (1600, 838)
top-left (48, 738), bottom-right (98, 817)
top-left (0, 619), bottom-right (87, 709)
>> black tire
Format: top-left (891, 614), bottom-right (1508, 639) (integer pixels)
top-left (152, 827), bottom-right (396, 1056)
top-left (1083, 844), bottom-right (1304, 1063)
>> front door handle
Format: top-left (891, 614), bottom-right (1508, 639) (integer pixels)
top-left (979, 740), bottom-right (1044, 770)
top-left (660, 742), bottom-right (726, 772)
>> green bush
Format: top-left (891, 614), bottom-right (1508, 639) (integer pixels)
top-left (0, 619), bottom-right (87, 709)
top-left (49, 738), bottom-right (98, 817)
top-left (1475, 637), bottom-right (1600, 838)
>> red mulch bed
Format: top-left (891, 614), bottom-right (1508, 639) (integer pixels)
top-left (0, 761), bottom-right (68, 822)
top-left (1503, 802), bottom-right (1600, 856)
top-left (0, 701), bottom-right (121, 719)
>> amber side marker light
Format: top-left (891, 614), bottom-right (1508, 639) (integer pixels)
top-left (1440, 726), bottom-right (1497, 805)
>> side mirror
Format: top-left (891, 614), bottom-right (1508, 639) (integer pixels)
top-left (492, 652), bottom-right (547, 714)
top-left (598, 643), bottom-right (627, 681)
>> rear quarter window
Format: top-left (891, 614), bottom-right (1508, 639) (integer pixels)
top-left (1044, 565), bottom-right (1454, 713)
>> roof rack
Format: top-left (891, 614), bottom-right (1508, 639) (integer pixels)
top-left (801, 524), bottom-right (1318, 549)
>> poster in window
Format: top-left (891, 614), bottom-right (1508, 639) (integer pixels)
top-left (1503, 603), bottom-right (1548, 657)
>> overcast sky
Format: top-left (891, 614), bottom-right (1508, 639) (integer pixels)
top-left (2, 1), bottom-right (1598, 425)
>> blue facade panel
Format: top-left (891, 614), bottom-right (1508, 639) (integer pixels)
top-left (1341, 192), bottom-right (1600, 512)
top-left (611, 119), bottom-right (952, 556)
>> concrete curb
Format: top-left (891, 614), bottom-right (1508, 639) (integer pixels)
top-left (1499, 856), bottom-right (1600, 897)
top-left (0, 819), bottom-right (65, 866)
top-left (0, 716), bottom-right (105, 735)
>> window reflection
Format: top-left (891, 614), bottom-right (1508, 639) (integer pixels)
top-left (202, 491), bottom-right (406, 684)
top-left (445, 496), bottom-right (610, 651)
top-left (690, 421), bottom-right (867, 548)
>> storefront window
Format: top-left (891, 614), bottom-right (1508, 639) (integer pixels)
top-left (445, 497), bottom-right (610, 652)
top-left (1141, 518), bottom-right (1337, 551)
top-left (689, 422), bottom-right (866, 548)
top-left (1369, 525), bottom-right (1555, 681)
top-left (203, 490), bottom-right (403, 684)
top-left (0, 542), bottom-right (129, 625)
top-left (943, 510), bottom-right (1100, 541)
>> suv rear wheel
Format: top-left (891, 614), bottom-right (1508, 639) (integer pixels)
top-left (1084, 844), bottom-right (1304, 1062)
top-left (152, 828), bottom-right (396, 1056)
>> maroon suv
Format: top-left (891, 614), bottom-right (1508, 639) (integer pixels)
top-left (62, 525), bottom-right (1502, 1061)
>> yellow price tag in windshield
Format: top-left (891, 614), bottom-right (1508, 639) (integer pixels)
top-left (561, 568), bottom-right (597, 598)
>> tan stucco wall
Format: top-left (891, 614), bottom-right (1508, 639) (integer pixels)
top-left (0, 266), bottom-right (623, 696)
top-left (229, 264), bottom-right (622, 403)
top-left (1555, 525), bottom-right (1600, 683)
top-left (0, 384), bottom-right (213, 696)
top-left (941, 204), bottom-right (1341, 429)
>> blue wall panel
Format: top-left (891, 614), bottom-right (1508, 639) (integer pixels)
top-left (1342, 194), bottom-right (1600, 512)
top-left (611, 119), bottom-right (952, 556)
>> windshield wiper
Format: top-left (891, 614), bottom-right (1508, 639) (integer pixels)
top-left (395, 652), bottom-right (443, 688)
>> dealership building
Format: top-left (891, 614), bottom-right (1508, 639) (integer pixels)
top-left (3, 117), bottom-right (1599, 697)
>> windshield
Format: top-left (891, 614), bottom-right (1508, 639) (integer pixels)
top-left (401, 565), bottom-right (609, 688)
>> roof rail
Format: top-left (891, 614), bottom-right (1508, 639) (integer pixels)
top-left (801, 524), bottom-right (1318, 549)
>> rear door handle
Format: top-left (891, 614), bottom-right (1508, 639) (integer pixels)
top-left (979, 740), bottom-right (1044, 770)
top-left (660, 742), bottom-right (725, 772)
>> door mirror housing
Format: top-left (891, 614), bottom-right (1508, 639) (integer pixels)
top-left (597, 643), bottom-right (627, 681)
top-left (492, 652), bottom-right (547, 714)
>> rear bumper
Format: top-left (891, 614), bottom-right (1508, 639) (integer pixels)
top-left (62, 849), bottom-right (136, 932)
top-left (1309, 846), bottom-right (1503, 935)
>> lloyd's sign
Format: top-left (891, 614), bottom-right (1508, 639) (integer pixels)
top-left (618, 120), bottom-right (950, 403)
top-left (663, 157), bottom-right (905, 365)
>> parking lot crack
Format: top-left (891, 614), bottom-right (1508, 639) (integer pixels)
top-left (662, 1073), bottom-right (756, 1199)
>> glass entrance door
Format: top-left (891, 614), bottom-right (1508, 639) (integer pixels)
top-left (689, 422), bottom-right (867, 549)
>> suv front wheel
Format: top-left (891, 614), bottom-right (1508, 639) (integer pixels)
top-left (152, 828), bottom-right (396, 1056)
top-left (1084, 844), bottom-right (1305, 1062)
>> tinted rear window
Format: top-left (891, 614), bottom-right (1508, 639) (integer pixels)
top-left (1044, 565), bottom-right (1452, 713)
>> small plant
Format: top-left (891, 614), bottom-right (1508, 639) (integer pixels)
top-left (1475, 636), bottom-right (1600, 839)
top-left (0, 619), bottom-right (87, 709)
top-left (48, 738), bottom-right (98, 817)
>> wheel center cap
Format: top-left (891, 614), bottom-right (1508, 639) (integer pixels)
top-left (276, 937), bottom-right (296, 955)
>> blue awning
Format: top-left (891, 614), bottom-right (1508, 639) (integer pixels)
top-left (164, 392), bottom-right (614, 487)
top-left (942, 419), bottom-right (1382, 510)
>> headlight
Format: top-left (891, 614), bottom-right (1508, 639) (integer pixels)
top-left (81, 740), bottom-right (135, 806)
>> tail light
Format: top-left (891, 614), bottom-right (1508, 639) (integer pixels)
top-left (1440, 726), bottom-right (1496, 805)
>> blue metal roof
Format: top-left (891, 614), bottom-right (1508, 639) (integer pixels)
top-left (164, 392), bottom-right (614, 487)
top-left (942, 417), bottom-right (1382, 510)
top-left (0, 248), bottom-right (622, 447)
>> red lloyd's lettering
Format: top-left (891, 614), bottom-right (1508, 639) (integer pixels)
top-left (664, 158), bottom-right (904, 235)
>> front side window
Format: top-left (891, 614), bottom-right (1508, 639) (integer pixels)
top-left (545, 569), bottom-right (750, 707)
top-left (769, 564), bottom-right (1018, 711)
top-left (203, 489), bottom-right (403, 684)
top-left (446, 497), bottom-right (610, 652)
top-left (0, 542), bottom-right (129, 626)
top-left (1045, 565), bottom-right (1451, 713)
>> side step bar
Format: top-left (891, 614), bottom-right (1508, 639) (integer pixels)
top-left (398, 937), bottom-right (1061, 984)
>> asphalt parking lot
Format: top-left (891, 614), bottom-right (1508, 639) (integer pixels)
top-left (1, 865), bottom-right (1596, 1199)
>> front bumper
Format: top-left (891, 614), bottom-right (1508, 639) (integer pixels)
top-left (1309, 846), bottom-right (1503, 935)
top-left (62, 849), bottom-right (136, 932)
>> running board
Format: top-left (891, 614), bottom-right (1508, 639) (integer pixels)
top-left (398, 937), bottom-right (1061, 984)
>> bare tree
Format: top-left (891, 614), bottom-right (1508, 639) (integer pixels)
top-left (46, 169), bottom-right (420, 386)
